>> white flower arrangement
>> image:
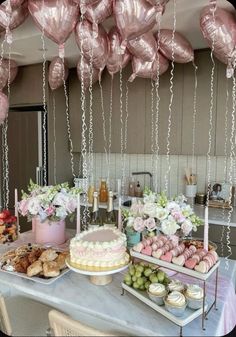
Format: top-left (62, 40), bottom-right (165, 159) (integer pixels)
top-left (122, 188), bottom-right (203, 236)
top-left (18, 180), bottom-right (81, 222)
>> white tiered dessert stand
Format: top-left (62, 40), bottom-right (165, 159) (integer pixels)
top-left (66, 259), bottom-right (129, 286)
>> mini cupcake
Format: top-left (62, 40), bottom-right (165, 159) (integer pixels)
top-left (185, 284), bottom-right (204, 310)
top-left (168, 279), bottom-right (185, 293)
top-left (148, 283), bottom-right (167, 305)
top-left (164, 291), bottom-right (187, 316)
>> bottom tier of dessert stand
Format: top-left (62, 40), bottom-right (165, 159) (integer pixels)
top-left (122, 283), bottom-right (208, 337)
top-left (129, 249), bottom-right (220, 333)
top-left (66, 259), bottom-right (130, 285)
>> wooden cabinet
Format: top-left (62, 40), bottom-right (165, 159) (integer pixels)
top-left (215, 61), bottom-right (233, 156)
top-left (145, 63), bottom-right (184, 154)
top-left (9, 64), bottom-right (46, 106)
top-left (182, 50), bottom-right (218, 155)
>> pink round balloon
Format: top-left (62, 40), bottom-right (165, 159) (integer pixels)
top-left (113, 0), bottom-right (158, 48)
top-left (107, 26), bottom-right (131, 76)
top-left (75, 19), bottom-right (109, 71)
top-left (0, 59), bottom-right (18, 90)
top-left (0, 92), bottom-right (9, 125)
top-left (0, 1), bottom-right (28, 30)
top-left (48, 57), bottom-right (69, 91)
top-left (129, 52), bottom-right (169, 82)
top-left (128, 32), bottom-right (157, 62)
top-left (77, 57), bottom-right (100, 90)
top-left (158, 29), bottom-right (194, 63)
top-left (2, 0), bottom-right (24, 9)
top-left (200, 6), bottom-right (236, 67)
top-left (28, 0), bottom-right (79, 45)
top-left (85, 0), bottom-right (113, 34)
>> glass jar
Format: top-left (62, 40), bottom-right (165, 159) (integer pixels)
top-left (99, 180), bottom-right (108, 203)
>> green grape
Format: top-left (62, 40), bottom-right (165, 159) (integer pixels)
top-left (133, 282), bottom-right (139, 289)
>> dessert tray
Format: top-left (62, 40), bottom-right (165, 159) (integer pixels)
top-left (0, 244), bottom-right (70, 285)
top-left (122, 283), bottom-right (208, 328)
top-left (66, 258), bottom-right (130, 286)
top-left (130, 250), bottom-right (220, 281)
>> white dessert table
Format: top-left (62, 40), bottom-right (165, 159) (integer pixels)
top-left (0, 231), bottom-right (236, 336)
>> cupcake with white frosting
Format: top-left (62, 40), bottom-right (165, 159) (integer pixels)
top-left (168, 279), bottom-right (185, 293)
top-left (185, 284), bottom-right (204, 310)
top-left (164, 291), bottom-right (187, 316)
top-left (148, 283), bottom-right (167, 305)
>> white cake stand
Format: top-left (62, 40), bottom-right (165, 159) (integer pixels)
top-left (66, 259), bottom-right (129, 286)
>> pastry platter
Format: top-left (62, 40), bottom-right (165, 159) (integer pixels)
top-left (66, 258), bottom-right (130, 285)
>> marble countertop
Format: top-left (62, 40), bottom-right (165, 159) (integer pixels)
top-left (80, 195), bottom-right (236, 227)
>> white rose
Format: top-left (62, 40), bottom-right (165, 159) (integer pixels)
top-left (182, 204), bottom-right (193, 217)
top-left (143, 193), bottom-right (156, 204)
top-left (166, 201), bottom-right (180, 212)
top-left (126, 217), bottom-right (135, 228)
top-left (181, 219), bottom-right (193, 236)
top-left (28, 198), bottom-right (41, 215)
top-left (156, 207), bottom-right (169, 221)
top-left (161, 216), bottom-right (180, 236)
top-left (143, 203), bottom-right (157, 217)
top-left (56, 207), bottom-right (67, 220)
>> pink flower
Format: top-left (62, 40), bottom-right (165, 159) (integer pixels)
top-left (18, 199), bottom-right (30, 216)
top-left (171, 211), bottom-right (185, 223)
top-left (144, 217), bottom-right (156, 231)
top-left (45, 206), bottom-right (55, 216)
top-left (133, 217), bottom-right (145, 233)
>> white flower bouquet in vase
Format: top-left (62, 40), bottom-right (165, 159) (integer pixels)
top-left (18, 180), bottom-right (80, 245)
top-left (122, 188), bottom-right (203, 248)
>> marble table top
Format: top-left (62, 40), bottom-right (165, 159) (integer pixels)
top-left (0, 232), bottom-right (235, 336)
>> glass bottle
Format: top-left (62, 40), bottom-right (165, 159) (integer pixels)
top-left (88, 191), bottom-right (102, 229)
top-left (128, 177), bottom-right (135, 197)
top-left (99, 179), bottom-right (108, 203)
top-left (88, 184), bottom-right (95, 204)
top-left (135, 181), bottom-right (143, 197)
top-left (103, 191), bottom-right (116, 228)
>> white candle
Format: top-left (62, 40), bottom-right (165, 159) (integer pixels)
top-left (118, 197), bottom-right (122, 232)
top-left (14, 188), bottom-right (18, 217)
top-left (204, 206), bottom-right (209, 251)
top-left (76, 194), bottom-right (81, 234)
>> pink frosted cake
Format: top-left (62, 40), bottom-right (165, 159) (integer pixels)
top-left (69, 227), bottom-right (129, 271)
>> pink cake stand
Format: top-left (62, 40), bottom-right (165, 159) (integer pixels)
top-left (66, 259), bottom-right (130, 286)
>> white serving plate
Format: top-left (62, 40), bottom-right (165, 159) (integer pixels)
top-left (0, 267), bottom-right (70, 285)
top-left (122, 283), bottom-right (208, 327)
top-left (130, 250), bottom-right (220, 281)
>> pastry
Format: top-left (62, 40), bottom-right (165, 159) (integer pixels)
top-left (164, 291), bottom-right (187, 317)
top-left (185, 284), bottom-right (204, 309)
top-left (148, 283), bottom-right (167, 305)
top-left (14, 256), bottom-right (30, 273)
top-left (70, 226), bottom-right (129, 271)
top-left (39, 249), bottom-right (58, 262)
top-left (168, 279), bottom-right (185, 293)
top-left (55, 252), bottom-right (68, 270)
top-left (43, 261), bottom-right (60, 277)
top-left (27, 260), bottom-right (43, 277)
top-left (28, 248), bottom-right (45, 264)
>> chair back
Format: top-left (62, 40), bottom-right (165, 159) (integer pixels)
top-left (0, 294), bottom-right (12, 336)
top-left (49, 310), bottom-right (116, 337)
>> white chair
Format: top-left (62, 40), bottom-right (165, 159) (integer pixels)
top-left (48, 310), bottom-right (118, 337)
top-left (0, 293), bottom-right (52, 336)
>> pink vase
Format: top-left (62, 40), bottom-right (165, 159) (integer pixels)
top-left (33, 217), bottom-right (66, 245)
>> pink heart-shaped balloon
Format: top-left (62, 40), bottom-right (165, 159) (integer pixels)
top-left (0, 92), bottom-right (9, 125)
top-left (0, 59), bottom-right (18, 90)
top-left (114, 0), bottom-right (157, 47)
top-left (75, 19), bottom-right (109, 71)
top-left (129, 52), bottom-right (169, 82)
top-left (0, 0), bottom-right (28, 30)
top-left (128, 32), bottom-right (157, 62)
top-left (48, 57), bottom-right (69, 91)
top-left (85, 0), bottom-right (113, 28)
top-left (158, 29), bottom-right (194, 63)
top-left (28, 0), bottom-right (80, 45)
top-left (2, 0), bottom-right (24, 9)
top-left (77, 57), bottom-right (100, 90)
top-left (107, 26), bottom-right (130, 76)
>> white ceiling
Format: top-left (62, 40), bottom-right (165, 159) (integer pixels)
top-left (0, 0), bottom-right (235, 68)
